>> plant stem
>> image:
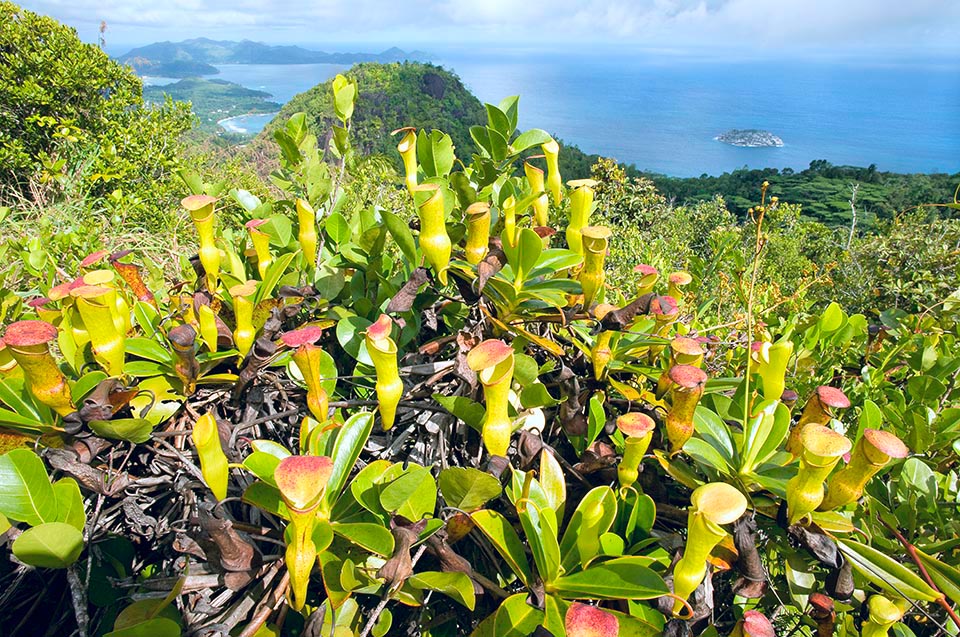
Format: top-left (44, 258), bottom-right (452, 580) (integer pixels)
top-left (880, 518), bottom-right (960, 632)
top-left (66, 565), bottom-right (88, 637)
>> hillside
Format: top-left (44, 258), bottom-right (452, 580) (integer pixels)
top-left (143, 78), bottom-right (280, 131)
top-left (647, 161), bottom-right (960, 224)
top-left (122, 56), bottom-right (218, 77)
top-left (264, 61), bottom-right (603, 178)
top-left (265, 62), bottom-right (487, 160)
top-left (118, 38), bottom-right (429, 74)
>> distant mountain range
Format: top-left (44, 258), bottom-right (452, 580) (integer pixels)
top-left (118, 38), bottom-right (430, 77)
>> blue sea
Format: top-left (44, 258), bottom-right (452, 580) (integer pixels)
top-left (173, 51), bottom-right (960, 177)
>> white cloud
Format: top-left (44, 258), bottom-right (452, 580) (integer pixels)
top-left (18, 0), bottom-right (960, 56)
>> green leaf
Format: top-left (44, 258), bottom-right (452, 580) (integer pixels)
top-left (683, 438), bottom-right (733, 475)
top-left (516, 228), bottom-right (543, 283)
top-left (89, 418), bottom-right (154, 443)
top-left (693, 406), bottom-right (735, 461)
top-left (336, 315), bottom-right (374, 365)
top-left (417, 130), bottom-right (455, 178)
top-left (471, 510), bottom-right (531, 586)
top-left (409, 571), bottom-right (476, 610)
top-left (322, 411), bottom-right (374, 512)
top-left (518, 499), bottom-right (561, 583)
top-left (242, 482), bottom-right (289, 520)
top-left (104, 618), bottom-right (181, 637)
top-left (539, 450), bottom-right (566, 521)
top-left (550, 557), bottom-right (668, 600)
top-left (313, 519), bottom-right (334, 554)
top-left (254, 252), bottom-right (296, 305)
top-left (125, 337), bottom-right (173, 364)
top-left (325, 211), bottom-right (351, 245)
top-left (71, 371), bottom-right (108, 403)
top-left (12, 522), bottom-right (84, 568)
top-left (836, 539), bottom-right (941, 602)
top-left (492, 594), bottom-right (543, 637)
top-left (332, 522), bottom-right (394, 557)
top-left (819, 302), bottom-right (844, 333)
top-left (331, 74), bottom-right (356, 122)
top-left (586, 391), bottom-right (606, 450)
top-left (438, 467), bottom-right (502, 511)
top-left (511, 129), bottom-right (553, 154)
top-left (498, 95), bottom-right (520, 133)
top-left (381, 209), bottom-right (418, 265)
top-left (242, 452), bottom-right (282, 486)
top-left (132, 302), bottom-right (160, 338)
top-left (917, 550), bottom-right (960, 607)
top-left (274, 130), bottom-right (301, 165)
top-left (263, 214), bottom-right (292, 247)
top-left (520, 383), bottom-right (560, 409)
top-left (380, 465), bottom-right (436, 521)
top-left (53, 478), bottom-right (85, 531)
top-left (485, 104), bottom-right (511, 138)
top-left (433, 394), bottom-right (485, 431)
top-left (559, 486), bottom-right (618, 573)
top-left (0, 448), bottom-right (56, 525)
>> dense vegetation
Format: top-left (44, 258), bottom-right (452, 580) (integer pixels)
top-left (647, 161), bottom-right (960, 225)
top-left (2, 6), bottom-right (960, 637)
top-left (144, 78), bottom-right (280, 132)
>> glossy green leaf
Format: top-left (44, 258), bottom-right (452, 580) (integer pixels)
top-left (539, 450), bottom-right (566, 521)
top-left (89, 418), bottom-right (153, 443)
top-left (433, 394), bottom-right (485, 431)
top-left (550, 557), bottom-right (668, 600)
top-left (381, 209), bottom-right (418, 266)
top-left (492, 594), bottom-right (543, 637)
top-left (125, 337), bottom-right (173, 363)
top-left (471, 509), bottom-right (531, 586)
top-left (438, 467), bottom-right (502, 512)
top-left (52, 478), bottom-right (85, 531)
top-left (104, 618), bottom-right (181, 637)
top-left (12, 522), bottom-right (84, 568)
top-left (512, 129), bottom-right (553, 154)
top-left (0, 448), bottom-right (56, 525)
top-left (322, 411), bottom-right (374, 511)
top-left (242, 482), bottom-right (290, 520)
top-left (409, 571), bottom-right (476, 610)
top-left (518, 499), bottom-right (561, 583)
top-left (332, 522), bottom-right (394, 556)
top-left (336, 314), bottom-right (374, 365)
top-left (254, 252), bottom-right (296, 305)
top-left (417, 130), bottom-right (455, 178)
top-left (325, 211), bottom-right (351, 244)
top-left (242, 452), bottom-right (282, 486)
top-left (380, 464), bottom-right (436, 521)
top-left (837, 538), bottom-right (941, 602)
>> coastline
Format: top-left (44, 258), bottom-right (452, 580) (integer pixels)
top-left (217, 111), bottom-right (279, 134)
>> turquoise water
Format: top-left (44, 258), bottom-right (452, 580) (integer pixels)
top-left (206, 53), bottom-right (960, 177)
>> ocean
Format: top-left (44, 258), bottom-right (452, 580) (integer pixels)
top-left (187, 51), bottom-right (960, 177)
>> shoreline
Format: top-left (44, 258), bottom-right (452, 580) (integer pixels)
top-left (217, 111), bottom-right (280, 134)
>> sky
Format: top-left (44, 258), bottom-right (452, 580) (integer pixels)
top-left (20, 0), bottom-right (960, 60)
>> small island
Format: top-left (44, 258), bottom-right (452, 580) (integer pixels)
top-left (716, 129), bottom-right (784, 147)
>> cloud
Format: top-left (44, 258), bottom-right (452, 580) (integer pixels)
top-left (19, 0), bottom-right (960, 55)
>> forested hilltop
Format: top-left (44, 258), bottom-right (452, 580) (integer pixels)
top-left (2, 4), bottom-right (960, 637)
top-left (647, 161), bottom-right (960, 225)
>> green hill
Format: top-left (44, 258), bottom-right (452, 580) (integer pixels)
top-left (266, 62), bottom-right (486, 160)
top-left (264, 61), bottom-right (602, 178)
top-left (144, 78), bottom-right (280, 131)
